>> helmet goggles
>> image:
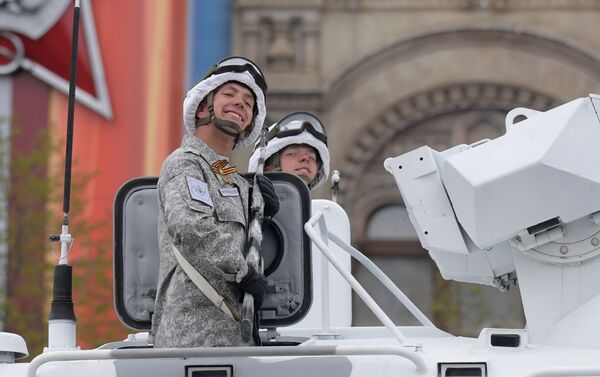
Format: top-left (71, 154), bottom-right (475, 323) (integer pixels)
top-left (204, 57), bottom-right (268, 93)
top-left (186, 56), bottom-right (268, 148)
top-left (264, 111), bottom-right (327, 148)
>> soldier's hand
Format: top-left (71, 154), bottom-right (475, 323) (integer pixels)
top-left (237, 264), bottom-right (267, 310)
top-left (255, 175), bottom-right (279, 218)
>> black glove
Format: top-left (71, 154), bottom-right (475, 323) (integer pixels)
top-left (255, 174), bottom-right (279, 218)
top-left (237, 264), bottom-right (268, 310)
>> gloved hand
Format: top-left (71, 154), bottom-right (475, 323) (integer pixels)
top-left (255, 174), bottom-right (279, 218)
top-left (237, 264), bottom-right (268, 310)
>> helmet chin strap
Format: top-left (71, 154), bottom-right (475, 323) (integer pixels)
top-left (195, 92), bottom-right (248, 145)
top-left (307, 171), bottom-right (322, 189)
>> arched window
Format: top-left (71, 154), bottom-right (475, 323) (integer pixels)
top-left (366, 205), bottom-right (417, 240)
top-left (357, 204), bottom-right (424, 256)
top-left (354, 203), bottom-right (524, 333)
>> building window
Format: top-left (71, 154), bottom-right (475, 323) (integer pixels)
top-left (353, 203), bottom-right (524, 333)
top-left (366, 205), bottom-right (417, 240)
top-left (358, 205), bottom-right (424, 257)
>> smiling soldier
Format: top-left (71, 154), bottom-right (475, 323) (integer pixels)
top-left (248, 111), bottom-right (330, 191)
top-left (151, 57), bottom-right (279, 348)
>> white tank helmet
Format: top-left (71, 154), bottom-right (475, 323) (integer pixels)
top-left (182, 56), bottom-right (267, 148)
top-left (248, 111), bottom-right (330, 190)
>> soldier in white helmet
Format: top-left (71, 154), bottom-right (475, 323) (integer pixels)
top-left (151, 57), bottom-right (279, 348)
top-left (248, 111), bottom-right (330, 190)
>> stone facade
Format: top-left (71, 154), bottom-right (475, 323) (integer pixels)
top-left (231, 0), bottom-right (600, 333)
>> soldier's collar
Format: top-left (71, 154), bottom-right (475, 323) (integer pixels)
top-left (182, 135), bottom-right (230, 165)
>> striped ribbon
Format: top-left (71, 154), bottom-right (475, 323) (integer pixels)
top-left (211, 160), bottom-right (238, 185)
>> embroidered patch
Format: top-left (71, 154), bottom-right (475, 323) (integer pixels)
top-left (219, 187), bottom-right (240, 197)
top-left (186, 176), bottom-right (213, 207)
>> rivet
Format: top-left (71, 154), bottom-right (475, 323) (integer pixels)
top-left (137, 250), bottom-right (144, 258)
top-left (592, 238), bottom-right (599, 246)
top-left (136, 198), bottom-right (144, 206)
top-left (559, 246), bottom-right (568, 255)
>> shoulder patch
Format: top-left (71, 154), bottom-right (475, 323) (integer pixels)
top-left (186, 176), bottom-right (213, 207)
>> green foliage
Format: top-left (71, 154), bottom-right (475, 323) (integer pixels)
top-left (70, 219), bottom-right (130, 349)
top-left (1, 125), bottom-right (57, 358)
top-left (0, 119), bottom-right (128, 358)
top-left (431, 273), bottom-right (461, 333)
top-left (431, 274), bottom-right (525, 337)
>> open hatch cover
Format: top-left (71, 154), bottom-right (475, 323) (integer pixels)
top-left (113, 173), bottom-right (312, 331)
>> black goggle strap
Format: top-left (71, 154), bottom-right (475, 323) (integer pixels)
top-left (276, 122), bottom-right (328, 145)
top-left (279, 119), bottom-right (326, 135)
top-left (260, 124), bottom-right (327, 153)
top-left (205, 64), bottom-right (267, 93)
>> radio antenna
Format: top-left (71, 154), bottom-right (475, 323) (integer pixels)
top-left (47, 0), bottom-right (81, 350)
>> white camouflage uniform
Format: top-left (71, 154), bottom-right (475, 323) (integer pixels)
top-left (151, 135), bottom-right (252, 347)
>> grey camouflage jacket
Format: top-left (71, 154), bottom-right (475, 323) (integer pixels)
top-left (151, 135), bottom-right (252, 348)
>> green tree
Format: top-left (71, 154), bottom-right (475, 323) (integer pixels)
top-left (1, 126), bottom-right (56, 358)
top-left (0, 120), bottom-right (128, 358)
top-left (431, 273), bottom-right (461, 333)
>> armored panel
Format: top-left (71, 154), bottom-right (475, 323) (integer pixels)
top-left (442, 96), bottom-right (600, 249)
top-left (113, 173), bottom-right (312, 331)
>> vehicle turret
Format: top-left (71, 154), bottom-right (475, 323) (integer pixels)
top-left (386, 94), bottom-right (600, 348)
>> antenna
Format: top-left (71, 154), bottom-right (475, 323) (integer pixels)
top-left (47, 0), bottom-right (81, 350)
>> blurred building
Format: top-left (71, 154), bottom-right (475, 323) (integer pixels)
top-left (230, 0), bottom-right (600, 333)
top-left (1, 0), bottom-right (600, 348)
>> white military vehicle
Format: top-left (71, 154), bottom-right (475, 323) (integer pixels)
top-left (2, 93), bottom-right (600, 376)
